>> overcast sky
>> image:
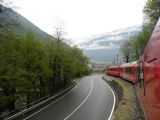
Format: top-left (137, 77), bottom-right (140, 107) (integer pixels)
top-left (13, 0), bottom-right (146, 44)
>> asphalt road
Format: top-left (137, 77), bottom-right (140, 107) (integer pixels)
top-left (25, 74), bottom-right (115, 120)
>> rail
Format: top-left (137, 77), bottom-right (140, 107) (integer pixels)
top-left (3, 82), bottom-right (76, 120)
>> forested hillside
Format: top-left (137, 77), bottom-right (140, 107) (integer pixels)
top-left (0, 5), bottom-right (91, 117)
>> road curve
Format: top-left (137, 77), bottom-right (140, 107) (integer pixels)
top-left (25, 74), bottom-right (115, 120)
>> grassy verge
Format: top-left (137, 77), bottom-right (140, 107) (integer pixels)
top-left (103, 75), bottom-right (144, 120)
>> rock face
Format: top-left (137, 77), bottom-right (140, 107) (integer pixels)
top-left (0, 5), bottom-right (55, 40)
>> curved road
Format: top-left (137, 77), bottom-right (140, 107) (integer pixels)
top-left (24, 74), bottom-right (115, 120)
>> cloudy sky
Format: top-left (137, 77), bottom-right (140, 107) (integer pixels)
top-left (13, 0), bottom-right (146, 44)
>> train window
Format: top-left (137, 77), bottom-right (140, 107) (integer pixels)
top-left (128, 68), bottom-right (130, 73)
top-left (126, 68), bottom-right (128, 73)
top-left (132, 68), bottom-right (134, 74)
top-left (127, 68), bottom-right (129, 73)
top-left (127, 67), bottom-right (132, 74)
top-left (130, 68), bottom-right (132, 74)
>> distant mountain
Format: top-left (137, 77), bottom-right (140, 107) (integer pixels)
top-left (79, 26), bottom-right (141, 63)
top-left (0, 5), bottom-right (55, 40)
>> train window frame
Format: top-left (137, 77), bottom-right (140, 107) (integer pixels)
top-left (125, 68), bottom-right (128, 73)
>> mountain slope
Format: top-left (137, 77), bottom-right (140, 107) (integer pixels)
top-left (0, 5), bottom-right (55, 40)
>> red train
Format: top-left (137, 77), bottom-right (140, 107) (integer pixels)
top-left (106, 19), bottom-right (160, 120)
top-left (106, 61), bottom-right (138, 83)
top-left (106, 66), bottom-right (120, 77)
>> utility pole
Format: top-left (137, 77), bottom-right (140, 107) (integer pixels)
top-left (120, 60), bottom-right (122, 65)
top-left (113, 59), bottom-right (115, 66)
top-left (116, 54), bottom-right (119, 65)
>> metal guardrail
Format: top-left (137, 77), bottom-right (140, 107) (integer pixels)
top-left (4, 82), bottom-right (76, 120)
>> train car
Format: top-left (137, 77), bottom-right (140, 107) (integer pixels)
top-left (105, 19), bottom-right (160, 120)
top-left (120, 61), bottom-right (138, 83)
top-left (106, 66), bottom-right (120, 77)
top-left (136, 19), bottom-right (160, 120)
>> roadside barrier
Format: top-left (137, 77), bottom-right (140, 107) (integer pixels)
top-left (3, 82), bottom-right (76, 120)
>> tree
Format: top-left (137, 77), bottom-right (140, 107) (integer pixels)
top-left (143, 0), bottom-right (160, 26)
top-left (0, 3), bottom-right (19, 42)
top-left (0, 30), bottom-right (91, 115)
top-left (0, 33), bottom-right (22, 111)
top-left (120, 1), bottom-right (160, 63)
top-left (52, 22), bottom-right (66, 89)
top-left (120, 40), bottom-right (132, 63)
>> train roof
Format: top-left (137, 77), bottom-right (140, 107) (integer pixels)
top-left (107, 65), bottom-right (120, 68)
top-left (120, 61), bottom-right (138, 67)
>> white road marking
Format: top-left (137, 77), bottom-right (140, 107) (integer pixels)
top-left (103, 78), bottom-right (116, 120)
top-left (64, 79), bottom-right (94, 120)
top-left (24, 75), bottom-right (114, 120)
top-left (24, 84), bottom-right (78, 120)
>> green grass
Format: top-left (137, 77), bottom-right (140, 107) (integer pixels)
top-left (112, 78), bottom-right (132, 120)
top-left (104, 76), bottom-right (142, 120)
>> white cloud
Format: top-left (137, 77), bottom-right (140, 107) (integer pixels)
top-left (79, 41), bottom-right (119, 50)
top-left (13, 0), bottom-right (146, 44)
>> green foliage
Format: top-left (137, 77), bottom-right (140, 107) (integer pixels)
top-left (0, 31), bottom-right (91, 114)
top-left (120, 40), bottom-right (132, 63)
top-left (120, 1), bottom-right (159, 62)
top-left (143, 0), bottom-right (160, 26)
top-left (121, 28), bottom-right (151, 62)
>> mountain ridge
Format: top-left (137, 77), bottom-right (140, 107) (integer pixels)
top-left (0, 5), bottom-right (55, 40)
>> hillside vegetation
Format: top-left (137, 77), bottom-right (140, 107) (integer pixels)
top-left (120, 0), bottom-right (160, 62)
top-left (0, 5), bottom-right (54, 41)
top-left (0, 5), bottom-right (91, 116)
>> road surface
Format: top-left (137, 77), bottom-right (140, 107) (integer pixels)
top-left (24, 74), bottom-right (115, 120)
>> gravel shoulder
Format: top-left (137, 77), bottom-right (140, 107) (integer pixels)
top-left (102, 75), bottom-right (145, 120)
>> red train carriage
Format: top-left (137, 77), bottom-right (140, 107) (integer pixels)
top-left (106, 18), bottom-right (160, 120)
top-left (120, 61), bottom-right (138, 83)
top-left (106, 66), bottom-right (120, 77)
top-left (136, 19), bottom-right (160, 120)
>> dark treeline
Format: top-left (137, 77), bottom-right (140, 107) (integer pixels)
top-left (0, 31), bottom-right (91, 115)
top-left (121, 0), bottom-right (160, 62)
